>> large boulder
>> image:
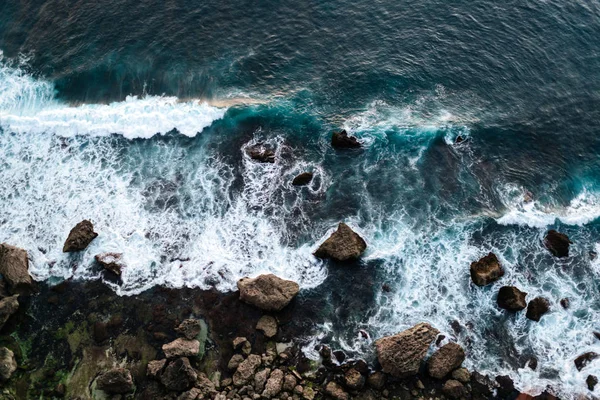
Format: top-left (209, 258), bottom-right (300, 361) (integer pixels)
top-left (0, 295), bottom-right (19, 331)
top-left (375, 323), bottom-right (440, 377)
top-left (292, 172), bottom-right (313, 186)
top-left (544, 230), bottom-right (571, 258)
top-left (96, 368), bottom-right (134, 394)
top-left (427, 342), bottom-right (466, 379)
top-left (331, 130), bottom-right (361, 149)
top-left (470, 253), bottom-right (504, 286)
top-left (95, 253), bottom-right (125, 276)
top-left (575, 352), bottom-right (599, 371)
top-left (0, 244), bottom-right (34, 294)
top-left (237, 274), bottom-right (299, 311)
top-left (0, 347), bottom-right (17, 381)
top-left (497, 286), bottom-right (527, 311)
top-left (162, 338), bottom-right (200, 358)
top-left (63, 220), bottom-right (98, 252)
top-left (160, 357), bottom-right (197, 391)
top-left (526, 297), bottom-right (550, 322)
top-left (314, 223), bottom-right (367, 261)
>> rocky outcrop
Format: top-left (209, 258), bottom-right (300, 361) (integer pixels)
top-left (256, 315), bottom-right (278, 338)
top-left (292, 172), bottom-right (314, 186)
top-left (95, 253), bottom-right (125, 276)
top-left (331, 130), bottom-right (361, 149)
top-left (544, 230), bottom-right (571, 258)
top-left (497, 286), bottom-right (527, 311)
top-left (175, 318), bottom-right (202, 340)
top-left (375, 323), bottom-right (440, 377)
top-left (0, 295), bottom-right (19, 331)
top-left (0, 244), bottom-right (34, 295)
top-left (96, 368), bottom-right (134, 394)
top-left (246, 144), bottom-right (275, 163)
top-left (314, 223), bottom-right (367, 261)
top-left (427, 342), bottom-right (466, 379)
top-left (233, 354), bottom-right (262, 386)
top-left (470, 253), bottom-right (504, 286)
top-left (238, 274), bottom-right (300, 311)
top-left (162, 338), bottom-right (200, 358)
top-left (0, 347), bottom-right (16, 381)
top-left (63, 220), bottom-right (98, 252)
top-left (161, 357), bottom-right (197, 391)
top-left (526, 297), bottom-right (550, 321)
top-left (575, 352), bottom-right (599, 371)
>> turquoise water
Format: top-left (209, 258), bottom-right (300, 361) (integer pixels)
top-left (2, 0), bottom-right (600, 396)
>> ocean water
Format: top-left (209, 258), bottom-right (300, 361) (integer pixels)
top-left (2, 0), bottom-right (600, 397)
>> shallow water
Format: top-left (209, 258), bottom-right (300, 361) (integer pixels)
top-left (2, 0), bottom-right (600, 396)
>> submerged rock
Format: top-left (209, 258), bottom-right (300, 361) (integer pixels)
top-left (331, 130), bottom-right (361, 149)
top-left (95, 252), bottom-right (125, 276)
top-left (0, 347), bottom-right (17, 381)
top-left (0, 244), bottom-right (34, 295)
top-left (427, 342), bottom-right (466, 379)
top-left (544, 230), bottom-right (571, 258)
top-left (175, 318), bottom-right (202, 340)
top-left (96, 368), bottom-right (134, 394)
top-left (375, 322), bottom-right (439, 378)
top-left (497, 286), bottom-right (527, 311)
top-left (470, 253), bottom-right (504, 286)
top-left (246, 144), bottom-right (276, 163)
top-left (314, 223), bottom-right (367, 261)
top-left (256, 315), bottom-right (278, 338)
top-left (162, 337), bottom-right (200, 358)
top-left (238, 274), bottom-right (299, 311)
top-left (63, 220), bottom-right (98, 252)
top-left (292, 172), bottom-right (314, 186)
top-left (575, 352), bottom-right (599, 371)
top-left (526, 297), bottom-right (550, 321)
top-left (0, 295), bottom-right (19, 331)
top-left (161, 357), bottom-right (197, 391)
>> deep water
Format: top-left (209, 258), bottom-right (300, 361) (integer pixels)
top-left (1, 0), bottom-right (600, 397)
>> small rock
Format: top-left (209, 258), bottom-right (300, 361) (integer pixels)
top-left (452, 367), bottom-right (471, 383)
top-left (292, 172), bottom-right (313, 186)
top-left (229, 354), bottom-right (245, 370)
top-left (146, 359), bottom-right (166, 379)
top-left (442, 379), bottom-right (467, 399)
top-left (233, 336), bottom-right (249, 350)
top-left (544, 230), bottom-right (571, 257)
top-left (324, 381), bottom-right (349, 400)
top-left (497, 286), bottom-right (527, 311)
top-left (470, 253), bottom-right (504, 286)
top-left (560, 298), bottom-right (570, 309)
top-left (575, 352), bottom-right (599, 371)
top-left (313, 223), bottom-right (367, 261)
top-left (160, 357), bottom-right (197, 391)
top-left (344, 368), bottom-right (365, 390)
top-left (256, 315), bottom-right (278, 338)
top-left (233, 354), bottom-right (262, 387)
top-left (96, 368), bottom-right (134, 394)
top-left (303, 386), bottom-right (316, 400)
top-left (175, 318), bottom-right (202, 340)
top-left (63, 220), bottom-right (98, 252)
top-left (262, 368), bottom-right (284, 398)
top-left (254, 368), bottom-right (271, 392)
top-left (283, 374), bottom-right (297, 392)
top-left (246, 144), bottom-right (275, 163)
top-left (196, 372), bottom-right (217, 398)
top-left (162, 338), bottom-right (200, 358)
top-left (177, 388), bottom-right (202, 400)
top-left (95, 253), bottom-right (125, 276)
top-left (0, 295), bottom-right (19, 331)
top-left (0, 244), bottom-right (34, 294)
top-left (427, 342), bottom-right (466, 379)
top-left (0, 347), bottom-right (17, 381)
top-left (238, 274), bottom-right (300, 311)
top-left (367, 371), bottom-right (386, 390)
top-left (331, 130), bottom-right (361, 149)
top-left (526, 297), bottom-right (550, 321)
top-left (588, 375), bottom-right (598, 391)
top-left (527, 357), bottom-right (538, 371)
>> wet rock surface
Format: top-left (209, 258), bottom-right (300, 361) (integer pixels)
top-left (314, 222), bottom-right (367, 261)
top-left (238, 274), bottom-right (299, 311)
top-left (544, 230), bottom-right (572, 258)
top-left (63, 220), bottom-right (98, 252)
top-left (497, 286), bottom-right (528, 311)
top-left (0, 244), bottom-right (34, 295)
top-left (470, 252), bottom-right (504, 286)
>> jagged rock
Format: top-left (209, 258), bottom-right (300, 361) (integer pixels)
top-left (233, 354), bottom-right (262, 386)
top-left (162, 338), bottom-right (200, 358)
top-left (177, 388), bottom-right (201, 400)
top-left (95, 253), bottom-right (125, 276)
top-left (314, 223), bottom-right (367, 261)
top-left (161, 357), bottom-right (197, 391)
top-left (246, 144), bottom-right (275, 163)
top-left (0, 244), bottom-right (33, 294)
top-left (0, 347), bottom-right (17, 381)
top-left (544, 230), bottom-right (571, 257)
top-left (497, 286), bottom-right (527, 311)
top-left (238, 274), bottom-right (299, 311)
top-left (324, 381), bottom-right (349, 400)
top-left (367, 371), bottom-right (386, 390)
top-left (146, 359), bottom-right (166, 379)
top-left (254, 368), bottom-right (271, 392)
top-left (344, 368), bottom-right (365, 390)
top-left (303, 386), bottom-right (316, 400)
top-left (331, 130), bottom-right (361, 149)
top-left (175, 318), bottom-right (202, 340)
top-left (256, 315), bottom-right (278, 338)
top-left (228, 354), bottom-right (245, 370)
top-left (96, 368), bottom-right (134, 394)
top-left (588, 375), bottom-right (598, 391)
top-left (575, 352), bottom-right (599, 371)
top-left (470, 253), bottom-right (504, 286)
top-left (526, 297), bottom-right (550, 321)
top-left (427, 342), bottom-right (466, 379)
top-left (283, 373), bottom-right (297, 392)
top-left (560, 298), bottom-right (570, 309)
top-left (496, 375), bottom-right (517, 398)
top-left (196, 372), bottom-right (217, 398)
top-left (452, 367), bottom-right (471, 383)
top-left (443, 379), bottom-right (467, 399)
top-left (233, 336), bottom-right (248, 349)
top-left (262, 368), bottom-right (284, 398)
top-left (292, 172), bottom-right (313, 186)
top-left (0, 295), bottom-right (18, 331)
top-left (63, 220), bottom-right (98, 252)
top-left (375, 322), bottom-right (440, 377)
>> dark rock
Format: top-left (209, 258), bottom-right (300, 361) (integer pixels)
top-left (63, 220), bottom-right (98, 252)
top-left (95, 253), bottom-right (125, 276)
top-left (246, 144), bottom-right (275, 163)
top-left (382, 283), bottom-right (391, 292)
top-left (496, 375), bottom-right (518, 399)
top-left (367, 371), bottom-right (386, 390)
top-left (96, 368), bottom-right (134, 394)
top-left (237, 274), bottom-right (299, 311)
top-left (333, 349), bottom-right (346, 363)
top-left (497, 286), bottom-right (527, 311)
top-left (314, 223), bottom-right (367, 261)
top-left (175, 318), bottom-right (202, 340)
top-left (452, 367), bottom-right (471, 383)
top-left (0, 244), bottom-right (34, 294)
top-left (92, 321), bottom-right (109, 344)
top-left (292, 172), bottom-right (313, 186)
top-left (588, 375), bottom-right (598, 391)
top-left (575, 352), bottom-right (599, 371)
top-left (560, 298), bottom-right (570, 309)
top-left (427, 342), bottom-right (465, 379)
top-left (544, 230), bottom-right (572, 258)
top-left (344, 368), bottom-right (365, 390)
top-left (526, 297), bottom-right (550, 321)
top-left (528, 357), bottom-right (538, 371)
top-left (0, 347), bottom-right (17, 381)
top-left (0, 295), bottom-right (19, 331)
top-left (470, 253), bottom-right (504, 286)
top-left (332, 130), bottom-right (361, 149)
top-left (324, 381), bottom-right (349, 400)
top-left (442, 379), bottom-right (467, 399)
top-left (160, 357), bottom-right (197, 391)
top-left (375, 322), bottom-right (439, 377)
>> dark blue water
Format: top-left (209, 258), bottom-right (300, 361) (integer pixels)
top-left (1, 0), bottom-right (600, 396)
